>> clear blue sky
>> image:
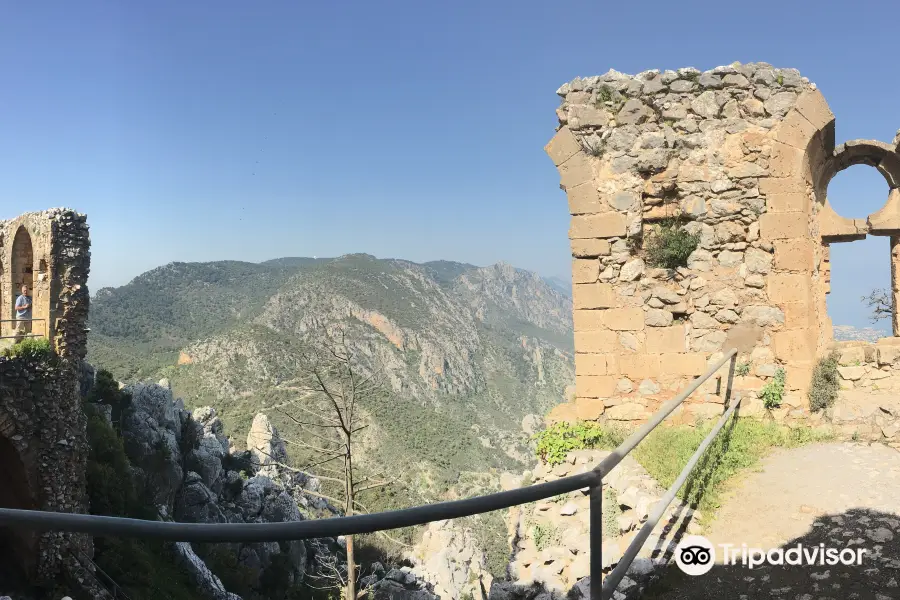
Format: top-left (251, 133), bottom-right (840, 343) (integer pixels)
top-left (0, 1), bottom-right (896, 329)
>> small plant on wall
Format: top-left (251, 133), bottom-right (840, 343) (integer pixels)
top-left (760, 368), bottom-right (786, 410)
top-left (643, 217), bottom-right (700, 269)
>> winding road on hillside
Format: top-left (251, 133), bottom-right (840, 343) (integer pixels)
top-left (644, 442), bottom-right (900, 600)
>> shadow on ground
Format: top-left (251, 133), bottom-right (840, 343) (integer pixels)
top-left (642, 506), bottom-right (900, 600)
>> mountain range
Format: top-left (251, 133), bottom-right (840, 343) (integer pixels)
top-left (87, 254), bottom-right (575, 501)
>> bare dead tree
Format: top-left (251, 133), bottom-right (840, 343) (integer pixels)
top-left (863, 288), bottom-right (893, 323)
top-left (276, 327), bottom-right (397, 600)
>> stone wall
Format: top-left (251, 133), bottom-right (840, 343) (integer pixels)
top-left (0, 208), bottom-right (90, 354)
top-left (0, 208), bottom-right (92, 589)
top-left (827, 339), bottom-right (900, 444)
top-left (0, 355), bottom-right (92, 586)
top-left (545, 62), bottom-right (900, 426)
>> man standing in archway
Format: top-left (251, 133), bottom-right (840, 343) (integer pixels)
top-left (14, 285), bottom-right (31, 343)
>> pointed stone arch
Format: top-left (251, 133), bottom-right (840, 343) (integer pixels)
top-left (10, 226), bottom-right (34, 320)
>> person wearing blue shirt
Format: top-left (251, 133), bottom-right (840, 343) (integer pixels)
top-left (14, 284), bottom-right (31, 342)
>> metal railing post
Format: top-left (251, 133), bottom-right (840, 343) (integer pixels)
top-left (590, 482), bottom-right (603, 600)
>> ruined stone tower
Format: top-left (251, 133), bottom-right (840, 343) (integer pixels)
top-left (545, 63), bottom-right (900, 427)
top-left (0, 208), bottom-right (91, 586)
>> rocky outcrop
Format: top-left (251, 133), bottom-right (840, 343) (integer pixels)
top-left (246, 413), bottom-right (287, 469)
top-left (106, 379), bottom-right (348, 599)
top-left (170, 541), bottom-right (242, 600)
top-left (358, 565), bottom-right (439, 600)
top-left (409, 519), bottom-right (493, 600)
top-left (506, 449), bottom-right (700, 598)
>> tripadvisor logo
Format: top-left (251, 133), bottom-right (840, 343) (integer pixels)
top-left (675, 535), bottom-right (868, 575)
top-left (675, 535), bottom-right (715, 575)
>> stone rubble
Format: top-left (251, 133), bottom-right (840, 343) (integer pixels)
top-left (504, 449), bottom-right (700, 599)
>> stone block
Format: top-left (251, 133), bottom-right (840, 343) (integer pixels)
top-left (772, 108), bottom-right (819, 150)
top-left (766, 192), bottom-right (810, 214)
top-left (868, 188), bottom-right (900, 234)
top-left (793, 89), bottom-right (835, 131)
top-left (837, 345), bottom-right (867, 366)
top-left (759, 177), bottom-right (807, 195)
top-left (575, 353), bottom-right (610, 376)
top-left (570, 238), bottom-right (611, 257)
top-left (545, 127), bottom-right (582, 166)
top-left (685, 403), bottom-right (723, 420)
top-left (783, 301), bottom-right (813, 329)
top-left (877, 344), bottom-right (900, 365)
top-left (559, 152), bottom-right (594, 190)
top-left (574, 309), bottom-right (606, 331)
top-left (819, 201), bottom-right (867, 241)
top-left (575, 330), bottom-right (618, 353)
top-left (546, 403), bottom-right (579, 425)
top-left (605, 403), bottom-right (651, 421)
top-left (767, 142), bottom-right (805, 178)
top-left (662, 352), bottom-right (707, 376)
top-left (768, 273), bottom-right (811, 306)
top-left (773, 329), bottom-right (815, 362)
top-left (759, 212), bottom-right (807, 240)
top-left (572, 259), bottom-right (600, 284)
top-left (567, 183), bottom-right (607, 215)
top-left (575, 396), bottom-right (606, 420)
top-left (602, 307), bottom-right (644, 331)
top-left (646, 326), bottom-right (686, 353)
top-left (774, 239), bottom-right (816, 271)
top-left (785, 364), bottom-right (814, 392)
top-left (619, 354), bottom-right (661, 379)
top-left (838, 366), bottom-right (866, 381)
top-left (570, 213), bottom-right (627, 239)
top-left (574, 283), bottom-right (616, 308)
top-left (576, 375), bottom-right (617, 399)
top-left (734, 376), bottom-right (765, 392)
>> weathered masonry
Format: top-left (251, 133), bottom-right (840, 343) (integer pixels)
top-left (545, 63), bottom-right (900, 427)
top-left (0, 209), bottom-right (90, 350)
top-left (0, 208), bottom-right (92, 587)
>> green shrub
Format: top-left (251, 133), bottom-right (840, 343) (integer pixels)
top-left (88, 368), bottom-right (132, 428)
top-left (809, 351), bottom-right (840, 412)
top-left (595, 85), bottom-right (614, 104)
top-left (85, 406), bottom-right (137, 517)
top-left (533, 421), bottom-right (626, 466)
top-left (533, 522), bottom-right (561, 551)
top-left (760, 368), bottom-right (786, 409)
top-left (2, 337), bottom-right (52, 359)
top-left (643, 219), bottom-right (700, 269)
top-left (735, 362), bottom-right (750, 376)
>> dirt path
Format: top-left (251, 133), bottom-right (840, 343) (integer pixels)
top-left (645, 442), bottom-right (900, 600)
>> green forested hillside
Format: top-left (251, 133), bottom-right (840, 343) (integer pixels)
top-left (88, 254), bottom-right (574, 510)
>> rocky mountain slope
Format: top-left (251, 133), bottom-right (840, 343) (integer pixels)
top-left (87, 255), bottom-right (575, 518)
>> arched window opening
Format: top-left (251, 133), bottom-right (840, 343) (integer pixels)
top-left (10, 227), bottom-right (34, 320)
top-left (825, 165), bottom-right (892, 341)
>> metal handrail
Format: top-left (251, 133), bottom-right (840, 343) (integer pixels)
top-left (0, 317), bottom-right (47, 340)
top-left (69, 547), bottom-right (133, 600)
top-left (0, 318), bottom-right (46, 323)
top-left (0, 348), bottom-right (739, 600)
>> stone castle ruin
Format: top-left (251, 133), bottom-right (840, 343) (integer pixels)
top-left (545, 62), bottom-right (900, 434)
top-left (0, 209), bottom-right (91, 587)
